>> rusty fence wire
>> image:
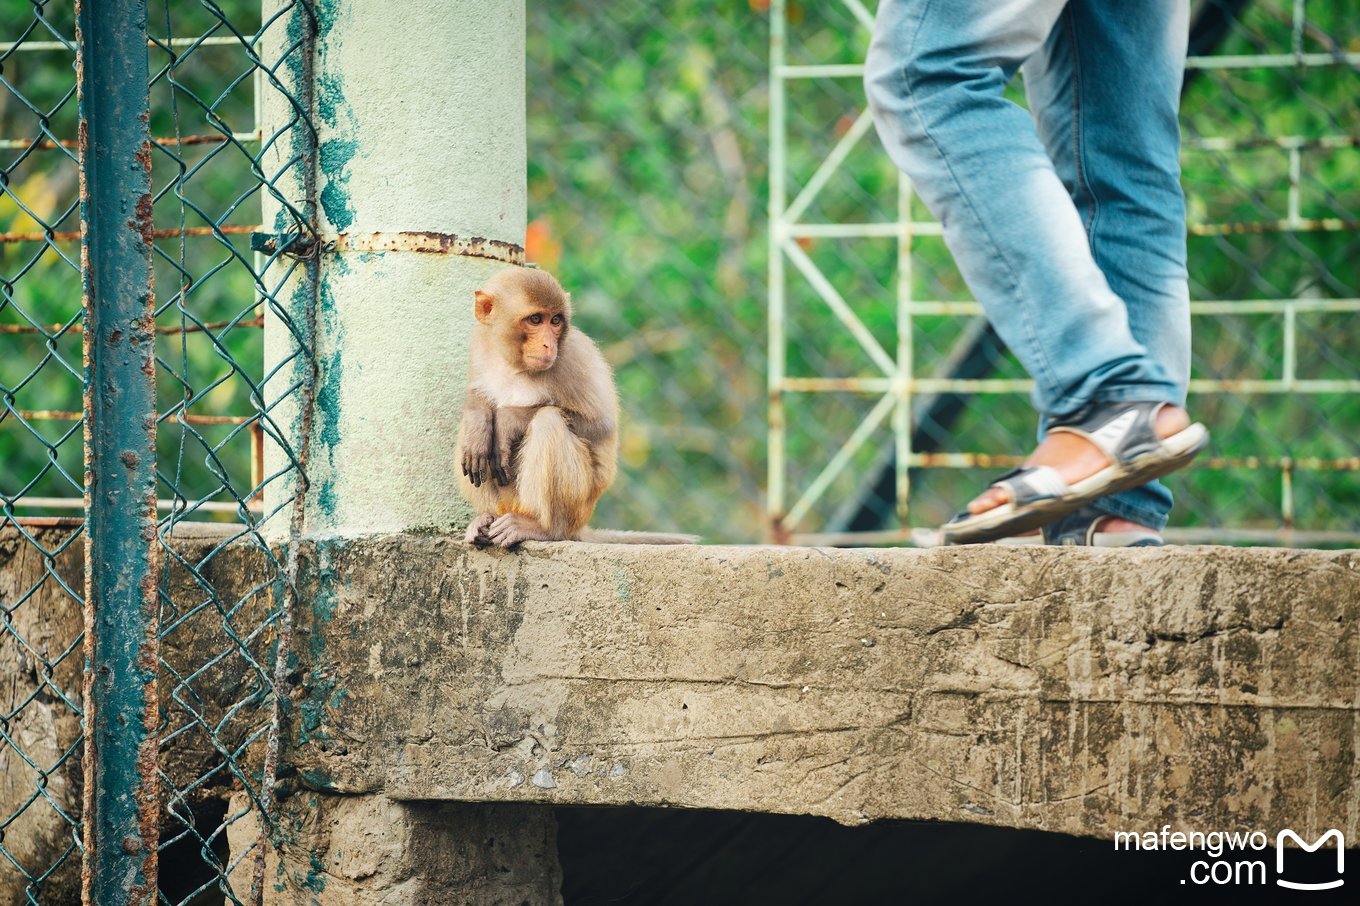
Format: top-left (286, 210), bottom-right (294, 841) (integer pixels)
top-left (2, 0), bottom-right (317, 903)
top-left (0, 1), bottom-right (85, 898)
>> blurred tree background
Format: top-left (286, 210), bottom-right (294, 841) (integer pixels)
top-left (528, 0), bottom-right (1360, 543)
top-left (3, 0), bottom-right (1357, 543)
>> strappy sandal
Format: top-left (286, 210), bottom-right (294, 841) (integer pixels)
top-left (994, 504), bottom-right (1164, 547)
top-left (940, 400), bottom-right (1207, 545)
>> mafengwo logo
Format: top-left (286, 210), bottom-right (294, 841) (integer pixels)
top-left (1114, 825), bottom-right (1345, 890)
top-left (1277, 829), bottom-right (1344, 891)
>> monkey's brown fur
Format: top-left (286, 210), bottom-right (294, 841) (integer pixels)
top-left (457, 267), bottom-right (689, 548)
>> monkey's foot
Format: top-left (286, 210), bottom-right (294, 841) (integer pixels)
top-left (486, 513), bottom-right (553, 548)
top-left (465, 512), bottom-right (495, 545)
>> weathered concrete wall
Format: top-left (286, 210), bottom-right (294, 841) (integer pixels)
top-left (227, 792), bottom-right (561, 906)
top-left (0, 530), bottom-right (84, 904)
top-left (287, 537), bottom-right (1360, 842)
top-left (0, 526), bottom-right (273, 903)
top-left (5, 528), bottom-right (1357, 901)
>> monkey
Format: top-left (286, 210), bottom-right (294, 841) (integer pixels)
top-left (456, 266), bottom-right (697, 548)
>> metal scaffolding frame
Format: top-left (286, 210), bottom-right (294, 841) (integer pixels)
top-left (767, 0), bottom-right (1360, 547)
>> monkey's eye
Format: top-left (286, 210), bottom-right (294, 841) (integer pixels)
top-left (551, 314), bottom-right (563, 326)
top-left (527, 313), bottom-right (544, 325)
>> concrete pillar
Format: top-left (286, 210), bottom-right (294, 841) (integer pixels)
top-left (262, 0), bottom-right (526, 536)
top-left (228, 792), bottom-right (562, 905)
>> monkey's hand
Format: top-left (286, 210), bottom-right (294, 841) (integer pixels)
top-left (560, 408), bottom-right (616, 446)
top-left (459, 401), bottom-right (496, 487)
top-left (490, 406), bottom-right (537, 486)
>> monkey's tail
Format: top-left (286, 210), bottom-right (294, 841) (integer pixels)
top-left (579, 528), bottom-right (700, 545)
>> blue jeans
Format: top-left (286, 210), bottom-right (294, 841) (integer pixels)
top-left (865, 0), bottom-right (1191, 530)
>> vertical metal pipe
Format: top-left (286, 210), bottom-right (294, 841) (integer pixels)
top-left (894, 175), bottom-right (913, 527)
top-left (77, 0), bottom-right (160, 902)
top-left (767, 0), bottom-right (787, 542)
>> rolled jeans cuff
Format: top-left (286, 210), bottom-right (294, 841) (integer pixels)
top-left (1048, 383), bottom-right (1188, 421)
top-left (1090, 493), bottom-right (1170, 532)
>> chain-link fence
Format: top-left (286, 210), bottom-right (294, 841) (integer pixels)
top-left (2, 0), bottom-right (316, 902)
top-left (1, 2), bottom-right (85, 900)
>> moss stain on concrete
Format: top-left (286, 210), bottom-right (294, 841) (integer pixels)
top-left (298, 539), bottom-right (346, 756)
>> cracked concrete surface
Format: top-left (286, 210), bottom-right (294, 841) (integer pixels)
top-left (4, 528), bottom-right (1357, 902)
top-left (225, 792), bottom-right (560, 906)
top-left (287, 535), bottom-right (1359, 840)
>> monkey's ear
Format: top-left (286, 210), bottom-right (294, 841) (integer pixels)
top-left (474, 289), bottom-right (495, 324)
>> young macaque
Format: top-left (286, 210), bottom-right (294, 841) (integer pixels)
top-left (456, 266), bottom-right (695, 548)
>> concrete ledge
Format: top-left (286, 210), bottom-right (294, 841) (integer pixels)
top-left (226, 792), bottom-right (560, 905)
top-left (289, 536), bottom-right (1360, 839)
top-left (4, 528), bottom-right (1356, 866)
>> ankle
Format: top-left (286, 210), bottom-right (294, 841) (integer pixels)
top-left (1154, 404), bottom-right (1190, 438)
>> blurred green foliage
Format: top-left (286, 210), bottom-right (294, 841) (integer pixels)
top-left (531, 0), bottom-right (1358, 541)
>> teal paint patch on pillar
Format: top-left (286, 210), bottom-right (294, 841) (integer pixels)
top-left (312, 270), bottom-right (346, 522)
top-left (319, 140), bottom-right (357, 231)
top-left (267, 0), bottom-right (527, 537)
top-left (313, 0), bottom-right (357, 237)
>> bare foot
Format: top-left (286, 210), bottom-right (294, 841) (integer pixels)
top-left (1092, 516), bottom-right (1156, 533)
top-left (486, 512), bottom-right (552, 548)
top-left (968, 405), bottom-right (1190, 516)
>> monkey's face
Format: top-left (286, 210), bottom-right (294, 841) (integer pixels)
top-left (519, 309), bottom-right (567, 371)
top-left (474, 267), bottom-right (574, 373)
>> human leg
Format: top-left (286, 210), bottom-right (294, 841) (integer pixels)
top-left (864, 0), bottom-right (1182, 419)
top-left (865, 0), bottom-right (1202, 542)
top-left (1023, 0), bottom-right (1193, 530)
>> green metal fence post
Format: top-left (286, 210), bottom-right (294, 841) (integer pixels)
top-left (77, 0), bottom-right (160, 902)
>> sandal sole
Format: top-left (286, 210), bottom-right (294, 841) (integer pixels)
top-left (993, 532), bottom-right (1164, 548)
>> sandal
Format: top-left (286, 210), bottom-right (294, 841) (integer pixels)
top-left (994, 505), bottom-right (1164, 547)
top-left (940, 400), bottom-right (1207, 545)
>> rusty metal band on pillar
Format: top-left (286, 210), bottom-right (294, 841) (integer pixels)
top-left (77, 0), bottom-right (160, 902)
